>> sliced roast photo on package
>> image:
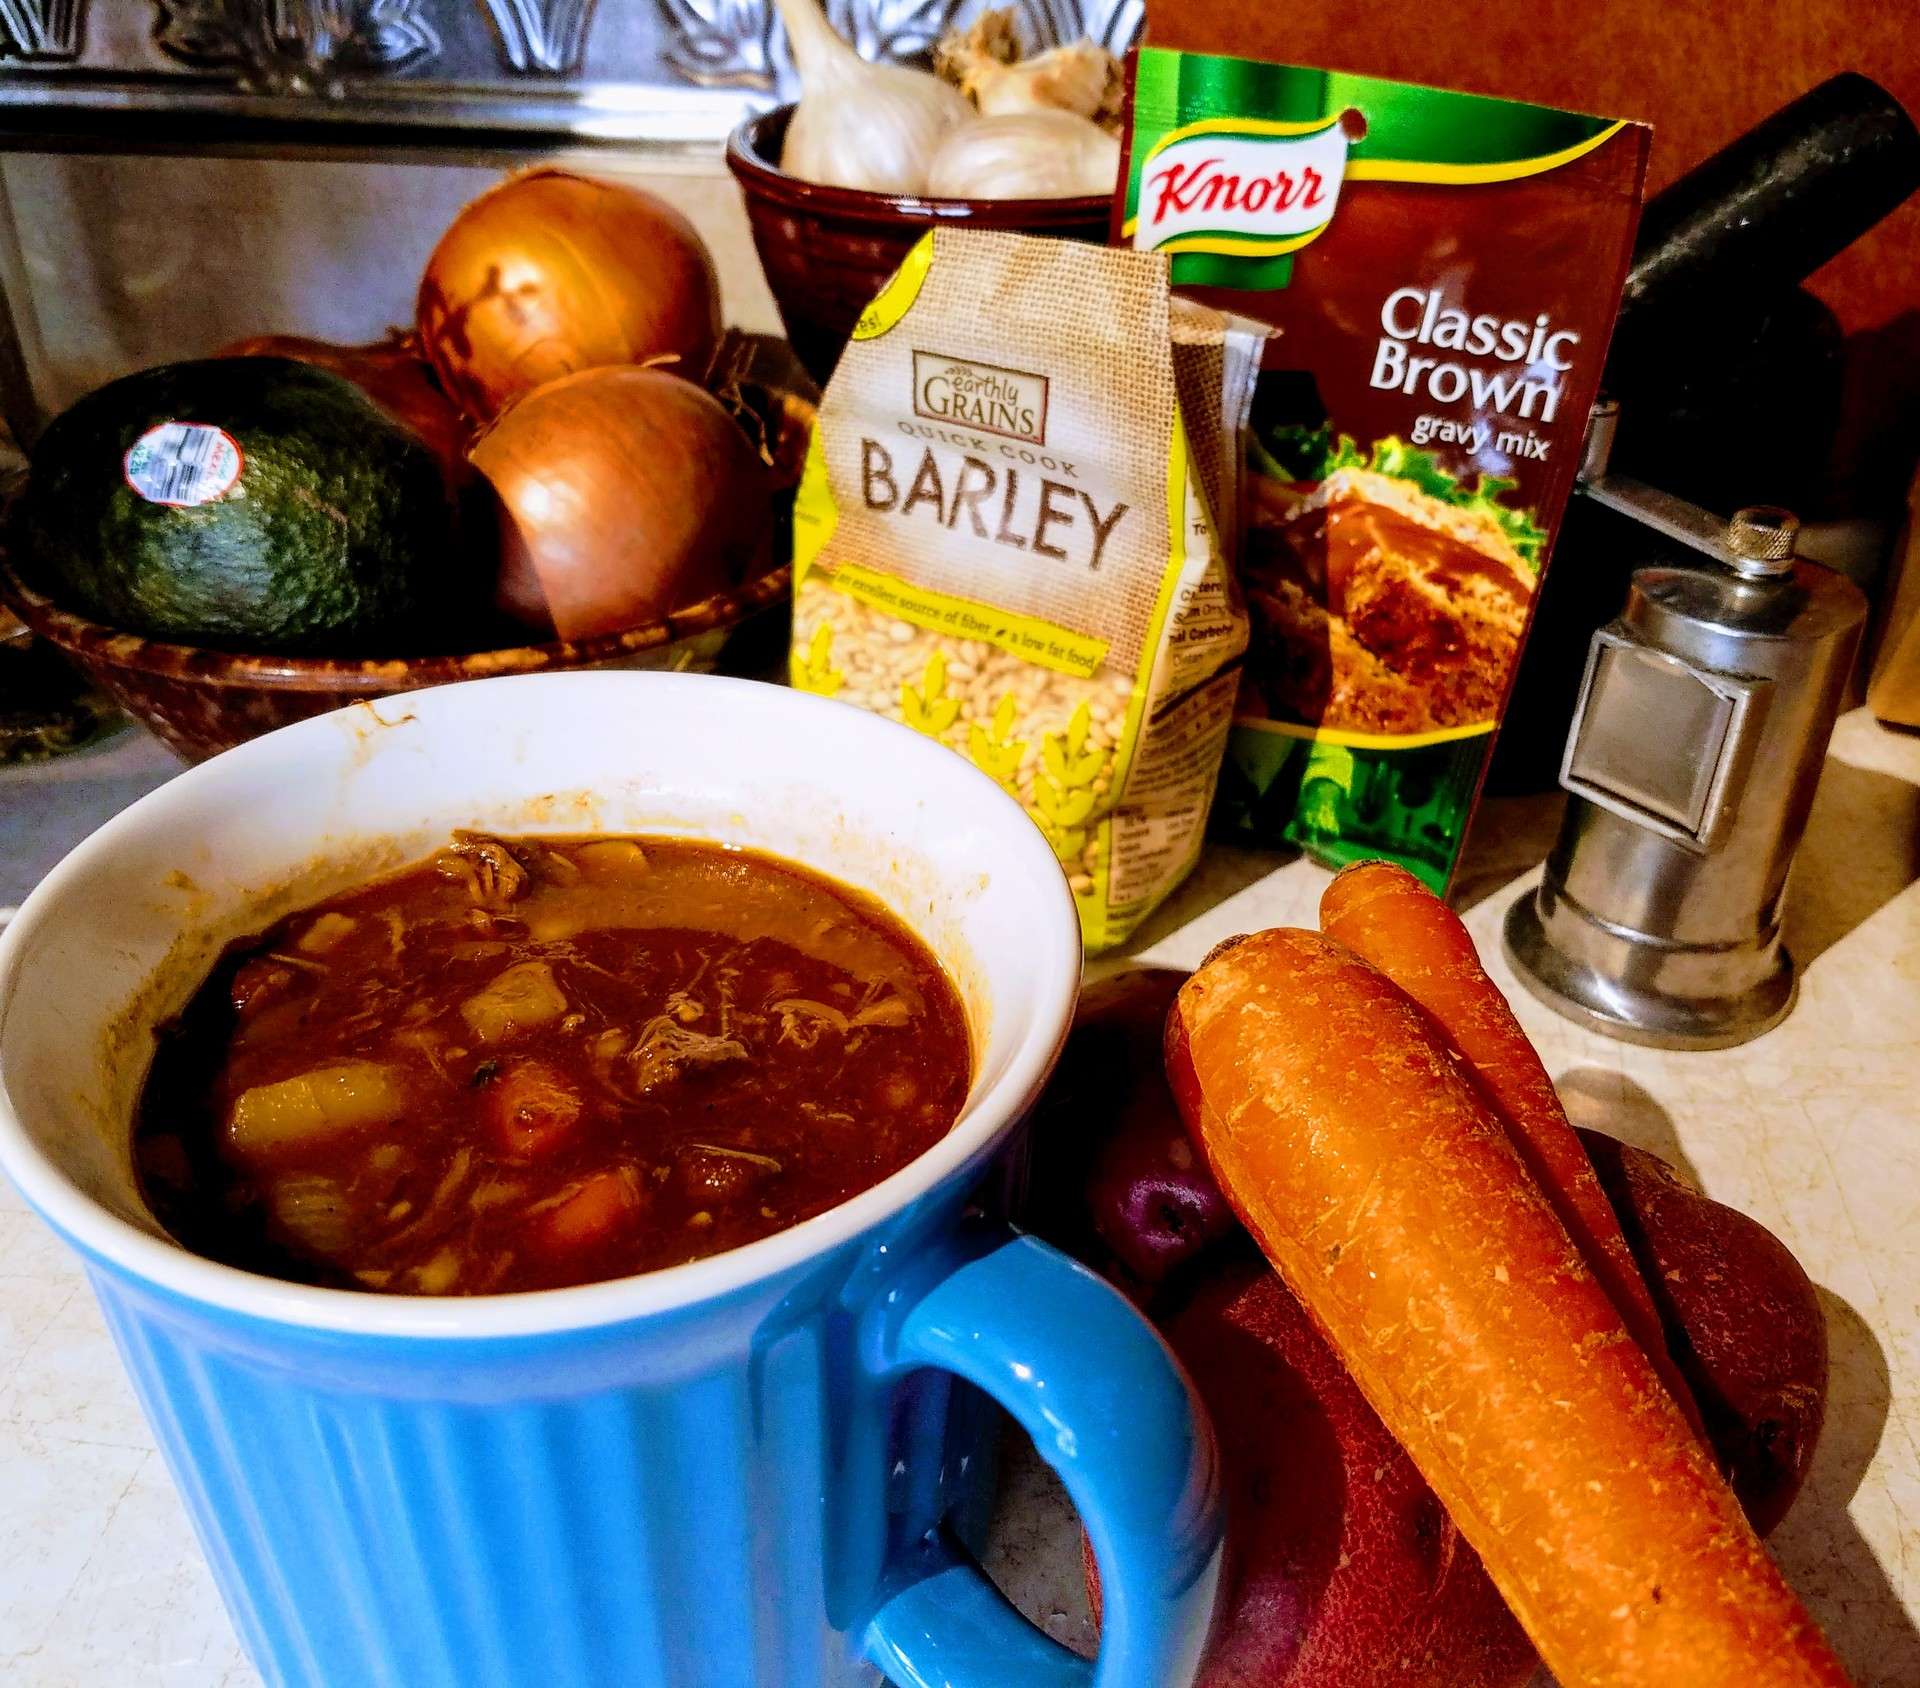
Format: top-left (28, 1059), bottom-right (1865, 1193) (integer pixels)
top-left (1119, 49), bottom-right (1650, 891)
top-left (789, 227), bottom-right (1267, 950)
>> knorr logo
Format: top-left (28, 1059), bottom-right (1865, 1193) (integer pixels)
top-left (1130, 116), bottom-right (1352, 259)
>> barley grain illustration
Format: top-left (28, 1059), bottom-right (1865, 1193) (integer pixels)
top-left (967, 694), bottom-right (1027, 790)
top-left (901, 650), bottom-right (961, 736)
top-left (795, 621), bottom-right (843, 697)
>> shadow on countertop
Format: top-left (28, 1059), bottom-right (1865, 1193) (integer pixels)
top-left (1783, 756), bottom-right (1920, 970)
top-left (1553, 1068), bottom-right (1703, 1189)
top-left (1770, 1286), bottom-right (1920, 1687)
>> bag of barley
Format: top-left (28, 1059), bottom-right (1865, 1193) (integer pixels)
top-left (790, 227), bottom-right (1266, 951)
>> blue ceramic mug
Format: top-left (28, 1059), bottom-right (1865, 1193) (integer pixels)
top-left (0, 673), bottom-right (1222, 1688)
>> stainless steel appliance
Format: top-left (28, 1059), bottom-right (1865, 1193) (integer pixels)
top-left (1504, 406), bottom-right (1870, 1049)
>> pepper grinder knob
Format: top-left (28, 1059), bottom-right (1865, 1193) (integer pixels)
top-left (1723, 506), bottom-right (1800, 577)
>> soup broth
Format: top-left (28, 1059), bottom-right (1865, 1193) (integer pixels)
top-left (134, 834), bottom-right (972, 1295)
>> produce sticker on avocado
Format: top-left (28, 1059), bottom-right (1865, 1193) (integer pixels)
top-left (123, 421), bottom-right (244, 507)
top-left (1117, 45), bottom-right (1649, 892)
top-left (23, 358), bottom-right (457, 654)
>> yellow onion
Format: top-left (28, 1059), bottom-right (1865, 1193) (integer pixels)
top-left (417, 168), bottom-right (723, 423)
top-left (469, 365), bottom-right (771, 642)
top-left (215, 330), bottom-right (472, 492)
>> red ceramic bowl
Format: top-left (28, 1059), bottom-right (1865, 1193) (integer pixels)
top-left (726, 104), bottom-right (1113, 385)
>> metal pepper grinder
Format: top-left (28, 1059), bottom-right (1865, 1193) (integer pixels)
top-left (1503, 405), bottom-right (1869, 1049)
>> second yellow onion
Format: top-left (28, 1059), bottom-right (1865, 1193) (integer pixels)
top-left (470, 365), bottom-right (773, 643)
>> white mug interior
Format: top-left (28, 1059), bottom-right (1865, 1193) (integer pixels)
top-left (0, 671), bottom-right (1082, 1337)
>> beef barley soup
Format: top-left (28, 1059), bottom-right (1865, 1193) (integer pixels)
top-left (134, 834), bottom-right (972, 1295)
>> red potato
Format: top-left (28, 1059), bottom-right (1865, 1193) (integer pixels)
top-left (1152, 1256), bottom-right (1537, 1688)
top-left (1579, 1129), bottom-right (1828, 1537)
top-left (1023, 969), bottom-right (1239, 1299)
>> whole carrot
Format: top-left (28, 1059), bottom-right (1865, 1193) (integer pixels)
top-left (1166, 930), bottom-right (1851, 1688)
top-left (1320, 860), bottom-right (1704, 1438)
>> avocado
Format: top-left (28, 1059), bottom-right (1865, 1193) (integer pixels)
top-left (20, 357), bottom-right (461, 654)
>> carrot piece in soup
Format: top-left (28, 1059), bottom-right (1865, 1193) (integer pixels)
top-left (541, 1168), bottom-right (643, 1253)
top-left (484, 1059), bottom-right (585, 1159)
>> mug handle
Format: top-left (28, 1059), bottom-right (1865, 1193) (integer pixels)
top-left (860, 1226), bottom-right (1223, 1688)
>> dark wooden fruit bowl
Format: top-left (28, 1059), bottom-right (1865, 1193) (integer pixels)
top-left (0, 562), bottom-right (794, 765)
top-left (0, 381), bottom-right (812, 764)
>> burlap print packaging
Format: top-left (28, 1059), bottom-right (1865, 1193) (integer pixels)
top-left (790, 228), bottom-right (1267, 950)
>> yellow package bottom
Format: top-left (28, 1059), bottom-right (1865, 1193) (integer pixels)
top-left (792, 559), bottom-right (1242, 953)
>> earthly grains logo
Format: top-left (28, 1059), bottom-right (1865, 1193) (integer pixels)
top-left (912, 351), bottom-right (1049, 445)
top-left (1129, 114), bottom-right (1353, 259)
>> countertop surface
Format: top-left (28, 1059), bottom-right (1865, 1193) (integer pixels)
top-left (1, 709), bottom-right (1916, 1687)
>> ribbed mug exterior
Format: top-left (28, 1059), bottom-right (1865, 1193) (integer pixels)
top-left (77, 1191), bottom-right (979, 1688)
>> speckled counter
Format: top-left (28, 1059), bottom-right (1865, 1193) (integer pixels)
top-left (2, 709), bottom-right (1916, 1686)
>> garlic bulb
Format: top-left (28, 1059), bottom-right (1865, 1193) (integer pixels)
top-left (925, 110), bottom-right (1122, 200)
top-left (936, 18), bottom-right (1121, 127)
top-left (969, 42), bottom-right (1120, 124)
top-left (774, 0), bottom-right (970, 194)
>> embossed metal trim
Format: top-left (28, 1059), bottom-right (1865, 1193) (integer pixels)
top-left (0, 0), bottom-right (1144, 146)
top-left (658, 0), bottom-right (778, 90)
top-left (0, 0), bottom-right (84, 60)
top-left (153, 0), bottom-right (442, 86)
top-left (480, 0), bottom-right (595, 75)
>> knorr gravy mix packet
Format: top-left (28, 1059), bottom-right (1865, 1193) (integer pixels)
top-left (790, 228), bottom-right (1265, 950)
top-left (1121, 50), bottom-right (1648, 891)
